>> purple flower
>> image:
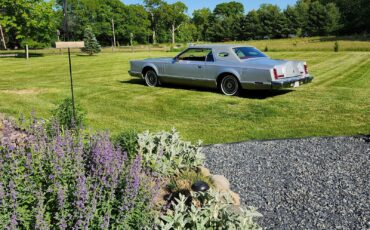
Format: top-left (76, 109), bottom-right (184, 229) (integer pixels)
top-left (123, 155), bottom-right (142, 211)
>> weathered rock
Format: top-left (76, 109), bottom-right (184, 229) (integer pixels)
top-left (211, 175), bottom-right (230, 192)
top-left (230, 191), bottom-right (241, 206)
top-left (197, 166), bottom-right (211, 177)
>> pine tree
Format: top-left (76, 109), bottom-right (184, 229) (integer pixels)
top-left (81, 27), bottom-right (101, 55)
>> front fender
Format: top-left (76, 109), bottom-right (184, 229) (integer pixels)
top-left (142, 63), bottom-right (160, 75)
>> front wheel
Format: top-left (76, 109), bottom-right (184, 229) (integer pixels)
top-left (144, 70), bottom-right (159, 87)
top-left (220, 75), bottom-right (240, 96)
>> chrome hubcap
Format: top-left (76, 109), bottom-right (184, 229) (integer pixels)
top-left (222, 76), bottom-right (238, 95)
top-left (146, 71), bottom-right (157, 86)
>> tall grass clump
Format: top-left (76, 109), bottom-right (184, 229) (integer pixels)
top-left (0, 118), bottom-right (158, 229)
top-left (334, 41), bottom-right (339, 52)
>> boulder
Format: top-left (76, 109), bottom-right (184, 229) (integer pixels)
top-left (211, 175), bottom-right (230, 192)
top-left (197, 166), bottom-right (211, 177)
top-left (229, 191), bottom-right (241, 206)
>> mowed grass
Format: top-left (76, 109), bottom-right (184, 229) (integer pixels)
top-left (0, 51), bottom-right (369, 144)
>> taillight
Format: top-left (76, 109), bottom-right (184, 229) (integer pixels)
top-left (304, 64), bottom-right (308, 74)
top-left (273, 68), bottom-right (284, 80)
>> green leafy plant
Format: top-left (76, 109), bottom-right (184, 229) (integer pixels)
top-left (114, 129), bottom-right (139, 160)
top-left (137, 129), bottom-right (204, 176)
top-left (81, 27), bottom-right (101, 55)
top-left (155, 190), bottom-right (262, 229)
top-left (51, 97), bottom-right (86, 130)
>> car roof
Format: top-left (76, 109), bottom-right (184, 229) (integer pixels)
top-left (189, 44), bottom-right (254, 49)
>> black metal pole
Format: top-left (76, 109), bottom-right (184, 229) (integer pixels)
top-left (68, 47), bottom-right (76, 126)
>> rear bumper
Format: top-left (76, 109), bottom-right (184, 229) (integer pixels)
top-left (271, 75), bottom-right (313, 89)
top-left (128, 70), bottom-right (143, 78)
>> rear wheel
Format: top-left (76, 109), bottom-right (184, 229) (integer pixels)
top-left (144, 69), bottom-right (159, 87)
top-left (220, 75), bottom-right (240, 96)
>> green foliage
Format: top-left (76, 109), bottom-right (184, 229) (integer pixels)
top-left (192, 8), bottom-right (211, 41)
top-left (155, 190), bottom-right (262, 229)
top-left (51, 98), bottom-right (86, 130)
top-left (114, 130), bottom-right (139, 160)
top-left (207, 1), bottom-right (244, 41)
top-left (334, 41), bottom-right (339, 52)
top-left (137, 129), bottom-right (204, 176)
top-left (0, 0), bottom-right (368, 47)
top-left (257, 4), bottom-right (288, 38)
top-left (0, 0), bottom-right (58, 49)
top-left (81, 27), bottom-right (101, 55)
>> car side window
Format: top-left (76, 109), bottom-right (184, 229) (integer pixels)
top-left (177, 48), bottom-right (212, 62)
top-left (206, 51), bottom-right (214, 62)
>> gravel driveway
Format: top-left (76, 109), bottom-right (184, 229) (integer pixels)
top-left (203, 136), bottom-right (370, 229)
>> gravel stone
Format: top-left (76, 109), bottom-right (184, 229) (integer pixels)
top-left (203, 136), bottom-right (370, 229)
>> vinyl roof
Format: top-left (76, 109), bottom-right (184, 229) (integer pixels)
top-left (189, 44), bottom-right (254, 49)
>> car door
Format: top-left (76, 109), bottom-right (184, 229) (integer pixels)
top-left (163, 48), bottom-right (210, 85)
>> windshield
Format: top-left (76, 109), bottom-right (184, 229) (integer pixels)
top-left (233, 47), bottom-right (267, 59)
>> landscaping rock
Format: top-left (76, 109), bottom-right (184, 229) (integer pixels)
top-left (230, 191), bottom-right (241, 206)
top-left (197, 166), bottom-right (211, 177)
top-left (204, 136), bottom-right (370, 229)
top-left (211, 175), bottom-right (230, 192)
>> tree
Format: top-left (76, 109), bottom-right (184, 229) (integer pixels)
top-left (0, 0), bottom-right (58, 48)
top-left (319, 0), bottom-right (369, 34)
top-left (162, 2), bottom-right (188, 44)
top-left (213, 1), bottom-right (244, 18)
top-left (122, 4), bottom-right (150, 45)
top-left (192, 8), bottom-right (211, 41)
top-left (144, 0), bottom-right (164, 44)
top-left (284, 6), bottom-right (300, 36)
top-left (207, 1), bottom-right (244, 41)
top-left (307, 1), bottom-right (327, 35)
top-left (240, 10), bottom-right (261, 40)
top-left (323, 3), bottom-right (341, 34)
top-left (257, 4), bottom-right (288, 38)
top-left (177, 22), bottom-right (197, 42)
top-left (81, 27), bottom-right (101, 55)
top-left (295, 0), bottom-right (310, 36)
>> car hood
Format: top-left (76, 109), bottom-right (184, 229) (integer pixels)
top-left (242, 57), bottom-right (290, 68)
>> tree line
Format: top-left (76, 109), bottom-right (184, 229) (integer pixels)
top-left (0, 0), bottom-right (369, 49)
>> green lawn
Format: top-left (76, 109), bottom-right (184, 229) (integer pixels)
top-left (0, 51), bottom-right (369, 144)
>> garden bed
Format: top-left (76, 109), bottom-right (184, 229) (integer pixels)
top-left (0, 115), bottom-right (261, 229)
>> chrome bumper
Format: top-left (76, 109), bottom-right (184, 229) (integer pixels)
top-left (271, 75), bottom-right (313, 89)
top-left (128, 70), bottom-right (143, 78)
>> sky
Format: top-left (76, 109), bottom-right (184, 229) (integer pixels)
top-left (122, 0), bottom-right (297, 14)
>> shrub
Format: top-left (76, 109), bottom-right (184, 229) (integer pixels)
top-left (155, 190), bottom-right (262, 229)
top-left (81, 27), bottom-right (101, 55)
top-left (264, 45), bottom-right (269, 52)
top-left (334, 41), bottom-right (339, 52)
top-left (0, 118), bottom-right (158, 229)
top-left (137, 129), bottom-right (204, 176)
top-left (51, 98), bottom-right (86, 130)
top-left (114, 130), bottom-right (139, 160)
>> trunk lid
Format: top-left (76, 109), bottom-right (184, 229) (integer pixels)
top-left (242, 58), bottom-right (305, 78)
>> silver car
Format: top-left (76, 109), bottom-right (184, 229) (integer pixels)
top-left (128, 44), bottom-right (313, 96)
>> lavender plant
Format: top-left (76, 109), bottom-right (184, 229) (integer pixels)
top-left (0, 117), bottom-right (158, 229)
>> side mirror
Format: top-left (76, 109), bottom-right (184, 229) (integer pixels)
top-left (173, 57), bottom-right (178, 63)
